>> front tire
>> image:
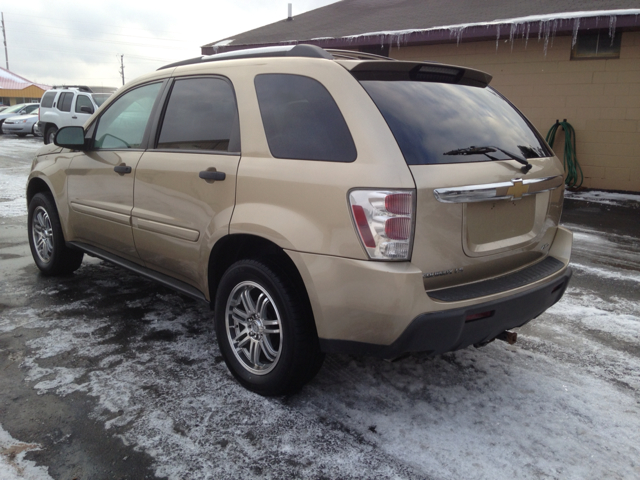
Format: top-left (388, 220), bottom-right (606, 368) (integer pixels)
top-left (215, 259), bottom-right (324, 396)
top-left (28, 193), bottom-right (84, 275)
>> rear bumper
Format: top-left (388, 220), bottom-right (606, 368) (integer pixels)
top-left (319, 265), bottom-right (571, 358)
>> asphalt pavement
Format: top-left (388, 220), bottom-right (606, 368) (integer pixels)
top-left (1, 135), bottom-right (638, 480)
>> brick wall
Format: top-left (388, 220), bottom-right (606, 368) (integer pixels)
top-left (391, 31), bottom-right (640, 192)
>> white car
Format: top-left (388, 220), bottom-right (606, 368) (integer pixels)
top-left (38, 86), bottom-right (112, 144)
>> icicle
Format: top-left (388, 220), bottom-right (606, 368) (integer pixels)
top-left (572, 18), bottom-right (580, 47)
top-left (509, 23), bottom-right (517, 52)
top-left (543, 21), bottom-right (551, 56)
top-left (609, 15), bottom-right (617, 44)
top-left (525, 22), bottom-right (530, 49)
top-left (496, 25), bottom-right (501, 51)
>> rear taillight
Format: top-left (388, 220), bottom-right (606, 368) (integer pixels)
top-left (349, 189), bottom-right (415, 261)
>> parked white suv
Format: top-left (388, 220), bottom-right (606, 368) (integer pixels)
top-left (38, 86), bottom-right (113, 144)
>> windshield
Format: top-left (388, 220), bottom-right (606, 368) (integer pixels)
top-left (360, 81), bottom-right (550, 165)
top-left (2, 104), bottom-right (27, 114)
top-left (92, 93), bottom-right (111, 107)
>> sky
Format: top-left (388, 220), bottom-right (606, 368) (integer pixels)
top-left (1, 0), bottom-right (339, 88)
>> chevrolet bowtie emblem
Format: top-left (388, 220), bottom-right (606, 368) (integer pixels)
top-left (506, 179), bottom-right (529, 199)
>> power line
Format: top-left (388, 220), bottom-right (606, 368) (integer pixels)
top-left (5, 18), bottom-right (194, 44)
top-left (2, 10), bottom-right (208, 42)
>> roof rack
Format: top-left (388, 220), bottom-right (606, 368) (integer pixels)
top-left (52, 85), bottom-right (93, 92)
top-left (325, 49), bottom-right (396, 61)
top-left (158, 44), bottom-right (334, 70)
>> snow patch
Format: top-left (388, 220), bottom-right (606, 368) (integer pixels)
top-left (565, 190), bottom-right (640, 207)
top-left (0, 424), bottom-right (53, 480)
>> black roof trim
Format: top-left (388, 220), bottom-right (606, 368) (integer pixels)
top-left (326, 49), bottom-right (395, 61)
top-left (158, 44), bottom-right (333, 71)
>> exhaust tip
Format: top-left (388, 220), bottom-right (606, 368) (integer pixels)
top-left (496, 331), bottom-right (517, 345)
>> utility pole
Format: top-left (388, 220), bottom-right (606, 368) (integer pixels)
top-left (1, 13), bottom-right (8, 70)
top-left (119, 54), bottom-right (125, 85)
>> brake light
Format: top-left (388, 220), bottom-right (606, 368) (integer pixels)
top-left (349, 189), bottom-right (415, 260)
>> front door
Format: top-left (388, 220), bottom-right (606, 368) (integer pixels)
top-left (66, 82), bottom-right (164, 262)
top-left (132, 76), bottom-right (241, 291)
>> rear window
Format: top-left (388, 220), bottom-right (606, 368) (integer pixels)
top-left (255, 74), bottom-right (356, 162)
top-left (361, 81), bottom-right (550, 165)
top-left (41, 91), bottom-right (56, 108)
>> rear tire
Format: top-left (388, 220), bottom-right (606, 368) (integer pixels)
top-left (214, 259), bottom-right (324, 396)
top-left (28, 193), bottom-right (84, 275)
top-left (44, 126), bottom-right (58, 145)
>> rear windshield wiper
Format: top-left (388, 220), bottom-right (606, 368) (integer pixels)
top-left (444, 145), bottom-right (532, 173)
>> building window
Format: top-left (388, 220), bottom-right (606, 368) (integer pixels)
top-left (571, 30), bottom-right (622, 60)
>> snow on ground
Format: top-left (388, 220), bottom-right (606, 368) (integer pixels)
top-left (0, 424), bottom-right (53, 480)
top-left (565, 190), bottom-right (640, 207)
top-left (0, 250), bottom-right (637, 479)
top-left (0, 137), bottom-right (38, 218)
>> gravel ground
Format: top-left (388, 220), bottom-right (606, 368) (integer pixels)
top-left (0, 135), bottom-right (638, 479)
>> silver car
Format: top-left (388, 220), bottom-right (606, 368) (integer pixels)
top-left (2, 108), bottom-right (41, 137)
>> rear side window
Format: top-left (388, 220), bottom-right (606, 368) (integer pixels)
top-left (58, 93), bottom-right (73, 112)
top-left (157, 77), bottom-right (240, 152)
top-left (361, 81), bottom-right (551, 165)
top-left (41, 91), bottom-right (56, 108)
top-left (255, 74), bottom-right (356, 162)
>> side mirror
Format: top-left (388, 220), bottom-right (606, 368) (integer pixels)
top-left (80, 106), bottom-right (94, 114)
top-left (55, 126), bottom-right (86, 150)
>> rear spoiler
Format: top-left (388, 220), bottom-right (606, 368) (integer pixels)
top-left (342, 61), bottom-right (492, 88)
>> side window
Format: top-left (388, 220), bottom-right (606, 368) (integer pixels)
top-left (24, 105), bottom-right (39, 114)
top-left (75, 95), bottom-right (94, 114)
top-left (41, 91), bottom-right (56, 108)
top-left (254, 74), bottom-right (357, 162)
top-left (157, 77), bottom-right (239, 152)
top-left (94, 82), bottom-right (162, 150)
top-left (58, 93), bottom-right (73, 112)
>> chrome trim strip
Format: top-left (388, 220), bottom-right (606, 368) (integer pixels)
top-left (434, 175), bottom-right (563, 203)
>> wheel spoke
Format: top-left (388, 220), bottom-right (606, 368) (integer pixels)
top-left (256, 293), bottom-right (268, 318)
top-left (231, 313), bottom-right (248, 326)
top-left (232, 306), bottom-right (249, 320)
top-left (263, 327), bottom-right (280, 335)
top-left (260, 337), bottom-right (277, 361)
top-left (251, 339), bottom-right (261, 366)
top-left (235, 330), bottom-right (251, 348)
top-left (240, 288), bottom-right (256, 314)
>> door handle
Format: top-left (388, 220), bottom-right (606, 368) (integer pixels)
top-left (114, 165), bottom-right (132, 174)
top-left (199, 171), bottom-right (226, 181)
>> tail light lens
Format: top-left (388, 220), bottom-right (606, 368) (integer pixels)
top-left (349, 189), bottom-right (415, 260)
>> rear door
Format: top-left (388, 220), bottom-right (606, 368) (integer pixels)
top-left (131, 76), bottom-right (240, 291)
top-left (357, 68), bottom-right (565, 291)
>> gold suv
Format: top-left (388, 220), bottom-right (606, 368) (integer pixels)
top-left (26, 45), bottom-right (572, 395)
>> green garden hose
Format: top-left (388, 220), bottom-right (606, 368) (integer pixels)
top-left (545, 119), bottom-right (583, 189)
